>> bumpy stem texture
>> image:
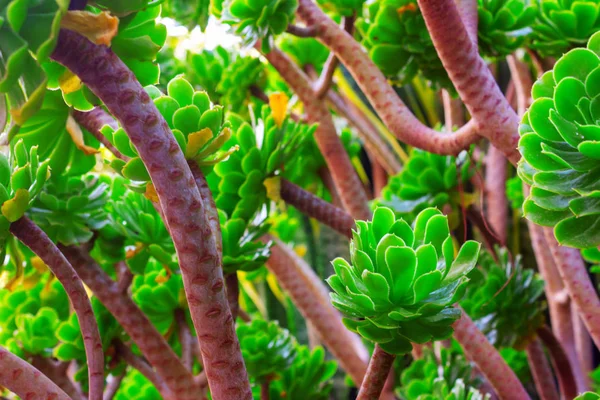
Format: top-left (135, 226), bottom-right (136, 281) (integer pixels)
top-left (417, 0), bottom-right (521, 163)
top-left (296, 0), bottom-right (481, 155)
top-left (261, 45), bottom-right (371, 220)
top-left (266, 237), bottom-right (369, 385)
top-left (356, 346), bottom-right (395, 400)
top-left (60, 245), bottom-right (199, 399)
top-left (31, 357), bottom-right (84, 400)
top-left (525, 339), bottom-right (559, 400)
top-left (543, 229), bottom-right (600, 351)
top-left (10, 217), bottom-right (104, 400)
top-left (453, 311), bottom-right (530, 399)
top-left (537, 326), bottom-right (578, 400)
top-left (280, 178), bottom-right (356, 238)
top-left (0, 346), bottom-right (70, 400)
top-left (485, 146), bottom-right (507, 243)
top-left (52, 30), bottom-right (251, 399)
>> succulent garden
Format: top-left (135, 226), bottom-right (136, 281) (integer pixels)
top-left (2, 0), bottom-right (600, 399)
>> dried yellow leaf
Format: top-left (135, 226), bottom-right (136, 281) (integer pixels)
top-left (144, 183), bottom-right (160, 203)
top-left (61, 11), bottom-right (119, 46)
top-left (185, 128), bottom-right (213, 159)
top-left (66, 114), bottom-right (100, 155)
top-left (269, 92), bottom-right (289, 128)
top-left (263, 176), bottom-right (281, 203)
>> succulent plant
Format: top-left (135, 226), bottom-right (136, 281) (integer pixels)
top-left (328, 207), bottom-right (481, 354)
top-left (9, 307), bottom-right (61, 358)
top-left (517, 31), bottom-right (600, 248)
top-left (29, 174), bottom-right (109, 246)
top-left (378, 149), bottom-right (472, 222)
top-left (531, 0), bottom-right (600, 57)
top-left (221, 211), bottom-right (272, 273)
top-left (357, 0), bottom-right (452, 90)
top-left (222, 0), bottom-right (298, 50)
top-left (90, 0), bottom-right (160, 15)
top-left (461, 247), bottom-right (546, 348)
top-left (268, 345), bottom-right (337, 400)
top-left (161, 0), bottom-right (211, 31)
top-left (477, 0), bottom-right (537, 58)
top-left (500, 347), bottom-right (532, 384)
top-left (115, 370), bottom-right (162, 400)
top-left (216, 56), bottom-right (266, 114)
top-left (278, 36), bottom-right (330, 73)
top-left (187, 46), bottom-right (232, 100)
top-left (506, 176), bottom-right (525, 210)
top-left (317, 0), bottom-right (365, 16)
top-left (576, 393), bottom-right (600, 400)
top-left (420, 378), bottom-right (491, 400)
top-left (237, 319), bottom-right (297, 382)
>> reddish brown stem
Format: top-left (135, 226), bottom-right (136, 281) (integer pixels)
top-left (297, 0), bottom-right (481, 156)
top-left (176, 309), bottom-right (194, 372)
top-left (525, 339), bottom-right (559, 400)
top-left (417, 0), bottom-right (521, 164)
top-left (0, 346), bottom-right (70, 400)
top-left (442, 90), bottom-right (464, 131)
top-left (371, 159), bottom-right (387, 198)
top-left (260, 44), bottom-right (370, 220)
top-left (314, 53), bottom-right (339, 99)
top-left (10, 217), bottom-right (104, 400)
top-left (260, 380), bottom-right (270, 400)
top-left (356, 346), bottom-right (395, 400)
top-left (60, 245), bottom-right (200, 399)
top-left (115, 260), bottom-right (133, 293)
top-left (506, 56), bottom-right (532, 117)
top-left (32, 357), bottom-right (85, 400)
top-left (537, 326), bottom-right (578, 400)
top-left (280, 178), bottom-right (355, 237)
top-left (52, 30), bottom-right (251, 399)
top-left (484, 146), bottom-right (508, 244)
top-left (453, 311), bottom-right (530, 399)
top-left (226, 273), bottom-right (240, 320)
top-left (113, 340), bottom-right (166, 394)
top-left (573, 310), bottom-right (593, 389)
top-left (286, 23), bottom-right (317, 37)
top-left (73, 107), bottom-right (129, 161)
top-left (265, 237), bottom-right (369, 385)
top-left (103, 372), bottom-right (125, 400)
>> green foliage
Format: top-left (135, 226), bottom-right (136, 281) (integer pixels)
top-left (30, 174), bottom-right (109, 246)
top-left (278, 36), bottom-right (330, 72)
top-left (187, 46), bottom-right (232, 100)
top-left (462, 248), bottom-right (545, 348)
top-left (90, 0), bottom-right (159, 15)
top-left (477, 0), bottom-right (537, 58)
top-left (0, 0), bottom-right (68, 131)
top-left (10, 307), bottom-right (60, 358)
top-left (357, 0), bottom-right (451, 90)
top-left (220, 210), bottom-right (272, 273)
top-left (162, 0), bottom-right (211, 31)
top-left (531, 0), bottom-right (600, 57)
top-left (328, 207), bottom-right (481, 354)
top-left (500, 348), bottom-right (532, 384)
top-left (223, 0), bottom-right (298, 50)
top-left (518, 32), bottom-right (600, 248)
top-left (268, 345), bottom-right (337, 400)
top-left (378, 149), bottom-right (471, 221)
top-left (115, 370), bottom-right (162, 400)
top-left (237, 319), bottom-right (297, 382)
top-left (506, 176), bottom-right (525, 210)
top-left (417, 379), bottom-right (490, 400)
top-left (575, 393), bottom-right (600, 400)
top-left (317, 0), bottom-right (365, 16)
top-left (217, 56), bottom-right (266, 114)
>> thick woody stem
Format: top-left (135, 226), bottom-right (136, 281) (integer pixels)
top-left (543, 229), bottom-right (600, 351)
top-left (356, 346), bottom-right (395, 400)
top-left (485, 146), bottom-right (508, 244)
top-left (525, 339), bottom-right (559, 400)
top-left (261, 45), bottom-right (370, 220)
top-left (60, 245), bottom-right (200, 398)
top-left (296, 0), bottom-right (482, 155)
top-left (280, 178), bottom-right (355, 238)
top-left (10, 217), bottom-right (104, 400)
top-left (73, 107), bottom-right (129, 161)
top-left (286, 24), bottom-right (317, 37)
top-left (51, 30), bottom-right (251, 400)
top-left (265, 237), bottom-right (369, 385)
top-left (417, 0), bottom-right (521, 163)
top-left (453, 311), bottom-right (530, 400)
top-left (31, 357), bottom-right (85, 400)
top-left (0, 346), bottom-right (70, 400)
top-left (537, 326), bottom-right (578, 400)
top-left (113, 340), bottom-right (166, 394)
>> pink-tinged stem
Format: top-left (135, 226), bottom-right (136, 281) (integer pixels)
top-left (526, 218), bottom-right (586, 391)
top-left (59, 245), bottom-right (200, 399)
top-left (103, 373), bottom-right (125, 400)
top-left (113, 339), bottom-right (165, 392)
top-left (525, 339), bottom-right (559, 400)
top-left (265, 237), bottom-right (369, 385)
top-left (484, 146), bottom-right (508, 244)
top-left (51, 30), bottom-right (251, 400)
top-left (226, 273), bottom-right (240, 320)
top-left (453, 311), bottom-right (530, 400)
top-left (32, 357), bottom-right (85, 400)
top-left (260, 44), bottom-right (370, 220)
top-left (417, 0), bottom-right (521, 164)
top-left (73, 107), bottom-right (129, 161)
top-left (9, 217), bottom-right (104, 400)
top-left (176, 309), bottom-right (194, 372)
top-left (573, 309), bottom-right (593, 389)
top-left (280, 178), bottom-right (355, 238)
top-left (507, 56), bottom-right (532, 116)
top-left (356, 346), bottom-right (395, 400)
top-left (296, 0), bottom-right (481, 156)
top-left (537, 326), bottom-right (578, 400)
top-left (0, 346), bottom-right (70, 400)
top-left (543, 229), bottom-right (600, 351)
top-left (455, 0), bottom-right (478, 44)
top-left (286, 23), bottom-right (317, 37)
top-left (442, 90), bottom-right (464, 131)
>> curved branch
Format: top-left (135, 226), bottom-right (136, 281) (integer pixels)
top-left (356, 346), bottom-right (395, 400)
top-left (0, 346), bottom-right (70, 400)
top-left (113, 340), bottom-right (166, 393)
top-left (260, 44), bottom-right (371, 220)
top-left (286, 23), bottom-right (317, 37)
top-left (484, 146), bottom-right (508, 244)
top-left (525, 339), bottom-right (559, 400)
top-left (313, 52), bottom-right (339, 99)
top-left (9, 217), bottom-right (104, 400)
top-left (296, 0), bottom-right (482, 156)
top-left (73, 107), bottom-right (129, 161)
top-left (51, 30), bottom-right (251, 400)
top-left (31, 357), bottom-right (84, 400)
top-left (537, 326), bottom-right (578, 400)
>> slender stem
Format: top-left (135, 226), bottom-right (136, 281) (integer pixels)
top-left (356, 346), bottom-right (395, 400)
top-left (103, 372), bottom-right (125, 400)
top-left (31, 357), bottom-right (85, 400)
top-left (417, 0), bottom-right (521, 164)
top-left (9, 217), bottom-right (104, 400)
top-left (260, 44), bottom-right (370, 220)
top-left (371, 159), bottom-right (387, 198)
top-left (280, 178), bottom-right (355, 237)
top-left (525, 339), bottom-right (559, 400)
top-left (573, 309), bottom-right (593, 390)
top-left (453, 311), bottom-right (530, 400)
top-left (115, 260), bottom-right (133, 293)
top-left (73, 108), bottom-right (129, 161)
top-left (176, 309), bottom-right (194, 372)
top-left (313, 52), bottom-right (339, 99)
top-left (113, 340), bottom-right (166, 394)
top-left (506, 55), bottom-right (532, 117)
top-left (51, 30), bottom-right (251, 400)
top-left (60, 245), bottom-right (200, 398)
top-left (537, 326), bottom-right (578, 400)
top-left (265, 236), bottom-right (369, 385)
top-left (260, 380), bottom-right (270, 400)
top-left (543, 229), bottom-right (600, 351)
top-left (226, 273), bottom-right (240, 320)
top-left (296, 0), bottom-right (482, 156)
top-left (285, 23), bottom-right (317, 37)
top-left (318, 166), bottom-right (343, 207)
top-left (249, 84), bottom-right (269, 104)
top-left (0, 347), bottom-right (70, 400)
top-left (484, 146), bottom-right (508, 244)
top-left (442, 90), bottom-right (464, 131)
top-left (465, 206), bottom-right (502, 254)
